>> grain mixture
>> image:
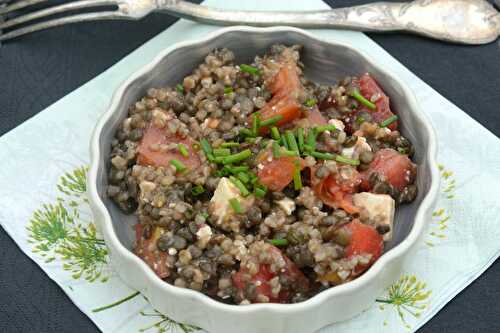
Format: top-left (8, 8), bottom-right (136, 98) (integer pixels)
top-left (107, 45), bottom-right (418, 304)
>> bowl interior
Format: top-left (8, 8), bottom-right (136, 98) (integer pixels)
top-left (95, 29), bottom-right (432, 257)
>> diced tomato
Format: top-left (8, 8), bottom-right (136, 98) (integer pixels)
top-left (357, 73), bottom-right (398, 130)
top-left (257, 149), bottom-right (305, 192)
top-left (311, 164), bottom-right (362, 214)
top-left (361, 148), bottom-right (416, 191)
top-left (134, 224), bottom-right (170, 279)
top-left (342, 220), bottom-right (384, 275)
top-left (304, 107), bottom-right (327, 126)
top-left (233, 245), bottom-right (309, 303)
top-left (137, 124), bottom-right (201, 171)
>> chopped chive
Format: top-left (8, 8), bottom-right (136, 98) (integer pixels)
top-left (229, 176), bottom-right (250, 196)
top-left (281, 149), bottom-right (299, 157)
top-left (229, 198), bottom-right (244, 214)
top-left (200, 212), bottom-right (209, 219)
top-left (239, 128), bottom-right (254, 137)
top-left (221, 142), bottom-right (240, 148)
top-left (237, 172), bottom-right (250, 184)
top-left (297, 128), bottom-right (304, 152)
top-left (254, 187), bottom-right (266, 198)
top-left (191, 185), bottom-right (205, 196)
top-left (223, 149), bottom-right (252, 165)
top-left (272, 141), bottom-right (281, 158)
top-left (169, 159), bottom-right (187, 172)
top-left (251, 113), bottom-right (260, 136)
top-left (268, 239), bottom-right (289, 247)
top-left (397, 147), bottom-right (409, 155)
top-left (200, 138), bottom-right (213, 156)
top-left (315, 124), bottom-right (337, 133)
top-left (285, 130), bottom-right (300, 154)
top-left (380, 114), bottom-right (398, 127)
top-left (260, 115), bottom-right (283, 128)
top-left (335, 155), bottom-right (360, 166)
top-left (214, 156), bottom-right (225, 163)
top-left (177, 143), bottom-right (189, 157)
top-left (230, 166), bottom-right (249, 173)
top-left (240, 64), bottom-right (260, 76)
top-left (293, 162), bottom-right (302, 190)
top-left (176, 84), bottom-right (184, 94)
top-left (271, 127), bottom-right (281, 141)
top-left (304, 98), bottom-right (316, 107)
top-left (311, 151), bottom-right (336, 160)
top-left (213, 148), bottom-right (231, 156)
top-left (350, 89), bottom-right (376, 110)
top-left (224, 86), bottom-right (233, 94)
top-left (245, 137), bottom-right (256, 144)
top-left (281, 135), bottom-right (290, 150)
top-left (260, 139), bottom-right (270, 149)
top-left (305, 129), bottom-right (317, 152)
top-left (191, 142), bottom-right (200, 151)
top-left (302, 144), bottom-right (313, 152)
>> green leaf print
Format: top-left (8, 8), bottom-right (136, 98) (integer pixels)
top-left (139, 310), bottom-right (200, 333)
top-left (27, 165), bottom-right (111, 282)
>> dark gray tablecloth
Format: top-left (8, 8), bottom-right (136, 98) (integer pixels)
top-left (1, 1), bottom-right (499, 332)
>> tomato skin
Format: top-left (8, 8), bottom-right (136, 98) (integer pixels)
top-left (134, 224), bottom-right (170, 279)
top-left (342, 220), bottom-right (384, 275)
top-left (357, 74), bottom-right (398, 130)
top-left (233, 245), bottom-right (309, 303)
top-left (361, 148), bottom-right (416, 191)
top-left (311, 164), bottom-right (361, 214)
top-left (257, 149), bottom-right (305, 192)
top-left (137, 124), bottom-right (201, 171)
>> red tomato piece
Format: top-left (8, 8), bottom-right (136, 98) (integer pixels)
top-left (137, 124), bottom-right (201, 171)
top-left (361, 148), bottom-right (416, 191)
top-left (134, 224), bottom-right (170, 279)
top-left (304, 107), bottom-right (327, 126)
top-left (257, 149), bottom-right (305, 192)
top-left (233, 245), bottom-right (309, 303)
top-left (342, 220), bottom-right (384, 275)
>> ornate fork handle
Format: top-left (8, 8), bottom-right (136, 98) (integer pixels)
top-left (158, 0), bottom-right (500, 44)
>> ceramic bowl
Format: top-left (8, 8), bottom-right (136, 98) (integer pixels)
top-left (88, 26), bottom-right (439, 333)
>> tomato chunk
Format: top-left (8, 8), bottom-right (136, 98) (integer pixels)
top-left (361, 148), bottom-right (416, 191)
top-left (342, 220), bottom-right (384, 275)
top-left (137, 124), bottom-right (201, 171)
top-left (233, 244), bottom-right (309, 303)
top-left (134, 224), bottom-right (170, 279)
top-left (304, 107), bottom-right (327, 126)
top-left (311, 164), bottom-right (361, 214)
top-left (257, 149), bottom-right (305, 192)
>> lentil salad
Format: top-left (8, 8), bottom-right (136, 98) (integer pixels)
top-left (107, 45), bottom-right (418, 305)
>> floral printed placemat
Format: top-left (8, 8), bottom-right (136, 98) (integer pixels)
top-left (1, 1), bottom-right (500, 332)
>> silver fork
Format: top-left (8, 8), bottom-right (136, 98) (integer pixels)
top-left (0, 0), bottom-right (499, 44)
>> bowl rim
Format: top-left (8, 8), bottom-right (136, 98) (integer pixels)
top-left (88, 25), bottom-right (439, 313)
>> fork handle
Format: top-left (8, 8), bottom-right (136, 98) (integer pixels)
top-left (157, 0), bottom-right (500, 45)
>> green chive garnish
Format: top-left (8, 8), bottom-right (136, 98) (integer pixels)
top-left (293, 162), bottom-right (302, 190)
top-left (304, 98), bottom-right (316, 107)
top-left (350, 89), bottom-right (376, 110)
top-left (260, 115), bottom-right (283, 128)
top-left (177, 143), bottom-right (189, 157)
top-left (285, 130), bottom-right (300, 154)
top-left (223, 149), bottom-right (252, 165)
top-left (237, 172), bottom-right (250, 184)
top-left (240, 64), bottom-right (260, 76)
top-left (229, 176), bottom-right (250, 197)
top-left (191, 185), bottom-right (205, 196)
top-left (380, 115), bottom-right (398, 127)
top-left (254, 187), bottom-right (266, 198)
top-left (245, 137), bottom-right (256, 144)
top-left (213, 148), bottom-right (231, 157)
top-left (224, 86), bottom-right (233, 94)
top-left (397, 147), bottom-right (408, 155)
top-left (305, 129), bottom-right (317, 152)
top-left (252, 113), bottom-right (260, 136)
top-left (315, 124), bottom-right (337, 133)
top-left (311, 151), bottom-right (336, 160)
top-left (169, 159), bottom-right (186, 172)
top-left (281, 135), bottom-right (290, 150)
top-left (280, 149), bottom-right (299, 157)
top-left (229, 198), bottom-right (244, 214)
top-left (335, 155), bottom-right (360, 166)
top-left (272, 141), bottom-right (281, 158)
top-left (200, 138), bottom-right (212, 156)
top-left (214, 156), bottom-right (225, 163)
top-left (221, 142), bottom-right (240, 148)
top-left (297, 128), bottom-right (304, 152)
top-left (239, 128), bottom-right (253, 137)
top-left (268, 239), bottom-right (289, 247)
top-left (230, 166), bottom-right (249, 173)
top-left (176, 84), bottom-right (184, 94)
top-left (271, 126), bottom-right (281, 141)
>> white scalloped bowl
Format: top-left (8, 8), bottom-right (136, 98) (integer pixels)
top-left (88, 26), bottom-right (439, 333)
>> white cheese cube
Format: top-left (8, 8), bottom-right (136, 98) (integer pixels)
top-left (275, 197), bottom-right (296, 216)
top-left (341, 136), bottom-right (371, 159)
top-left (328, 119), bottom-right (345, 132)
top-left (352, 192), bottom-right (395, 241)
top-left (209, 177), bottom-right (254, 226)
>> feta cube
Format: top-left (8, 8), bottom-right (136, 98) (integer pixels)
top-left (328, 119), bottom-right (345, 132)
top-left (352, 192), bottom-right (395, 241)
top-left (209, 177), bottom-right (254, 227)
top-left (341, 136), bottom-right (371, 159)
top-left (275, 197), bottom-right (296, 215)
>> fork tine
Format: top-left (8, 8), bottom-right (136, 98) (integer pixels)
top-left (0, 0), bottom-right (47, 15)
top-left (0, 0), bottom-right (117, 30)
top-left (0, 11), bottom-right (127, 41)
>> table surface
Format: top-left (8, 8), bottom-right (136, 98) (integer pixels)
top-left (1, 1), bottom-right (499, 332)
